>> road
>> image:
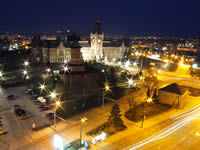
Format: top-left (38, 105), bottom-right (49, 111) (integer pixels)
top-left (125, 104), bottom-right (200, 150)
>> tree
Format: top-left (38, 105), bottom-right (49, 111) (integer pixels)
top-left (108, 104), bottom-right (126, 129)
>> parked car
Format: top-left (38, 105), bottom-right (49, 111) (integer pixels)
top-left (25, 88), bottom-right (34, 94)
top-left (40, 106), bottom-right (50, 111)
top-left (46, 112), bottom-right (55, 120)
top-left (7, 95), bottom-right (16, 100)
top-left (15, 109), bottom-right (26, 116)
top-left (32, 94), bottom-right (38, 100)
top-left (35, 101), bottom-right (45, 105)
top-left (0, 129), bottom-right (7, 135)
top-left (38, 103), bottom-right (48, 108)
top-left (30, 89), bottom-right (39, 95)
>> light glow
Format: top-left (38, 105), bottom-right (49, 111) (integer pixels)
top-left (50, 92), bottom-right (57, 99)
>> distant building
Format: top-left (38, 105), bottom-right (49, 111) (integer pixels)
top-left (31, 20), bottom-right (130, 63)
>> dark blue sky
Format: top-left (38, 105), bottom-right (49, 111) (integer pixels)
top-left (0, 0), bottom-right (200, 36)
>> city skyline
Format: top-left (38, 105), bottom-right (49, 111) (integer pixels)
top-left (0, 0), bottom-right (200, 36)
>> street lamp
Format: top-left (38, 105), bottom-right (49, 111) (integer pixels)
top-left (80, 117), bottom-right (87, 147)
top-left (64, 66), bottom-right (69, 72)
top-left (23, 70), bottom-right (27, 75)
top-left (40, 84), bottom-right (46, 90)
top-left (24, 61), bottom-right (29, 66)
top-left (141, 97), bottom-right (153, 128)
top-left (127, 78), bottom-right (135, 88)
top-left (53, 100), bottom-right (60, 131)
top-left (0, 71), bottom-right (3, 78)
top-left (102, 82), bottom-right (111, 108)
top-left (46, 68), bottom-right (51, 73)
top-left (26, 75), bottom-right (30, 80)
top-left (50, 91), bottom-right (59, 131)
top-left (50, 92), bottom-right (57, 99)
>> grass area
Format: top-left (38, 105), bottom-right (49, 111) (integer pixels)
top-left (125, 103), bottom-right (171, 122)
top-left (86, 122), bottom-right (126, 137)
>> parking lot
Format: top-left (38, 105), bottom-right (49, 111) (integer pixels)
top-left (0, 86), bottom-right (51, 150)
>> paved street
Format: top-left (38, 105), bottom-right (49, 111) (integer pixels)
top-left (1, 70), bottom-right (200, 150)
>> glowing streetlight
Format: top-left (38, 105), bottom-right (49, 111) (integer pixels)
top-left (139, 76), bottom-right (144, 81)
top-left (40, 84), bottom-right (46, 90)
top-left (80, 117), bottom-right (87, 146)
top-left (50, 92), bottom-right (57, 99)
top-left (118, 61), bottom-right (122, 65)
top-left (26, 75), bottom-right (30, 79)
top-left (23, 70), bottom-right (27, 75)
top-left (105, 85), bottom-right (110, 92)
top-left (141, 97), bottom-right (153, 128)
top-left (146, 97), bottom-right (153, 103)
top-left (133, 62), bottom-right (137, 67)
top-left (102, 82), bottom-right (111, 108)
top-left (0, 71), bottom-right (3, 78)
top-left (125, 60), bottom-right (130, 68)
top-left (56, 100), bottom-right (60, 107)
top-left (64, 66), bottom-right (68, 72)
top-left (24, 61), bottom-right (29, 66)
top-left (46, 68), bottom-right (51, 73)
top-left (128, 78), bottom-right (134, 87)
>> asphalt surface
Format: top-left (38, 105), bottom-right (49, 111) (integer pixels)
top-left (0, 86), bottom-right (50, 150)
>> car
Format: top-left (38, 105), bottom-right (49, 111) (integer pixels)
top-left (13, 105), bottom-right (22, 110)
top-left (46, 112), bottom-right (55, 120)
top-left (30, 89), bottom-right (39, 95)
top-left (32, 94), bottom-right (38, 100)
top-left (15, 109), bottom-right (26, 116)
top-left (40, 106), bottom-right (50, 111)
top-left (18, 114), bottom-right (30, 120)
top-left (0, 129), bottom-right (7, 135)
top-left (7, 95), bottom-right (16, 100)
top-left (25, 88), bottom-right (33, 94)
top-left (38, 103), bottom-right (48, 108)
top-left (35, 101), bottom-right (45, 105)
top-left (33, 99), bottom-right (40, 103)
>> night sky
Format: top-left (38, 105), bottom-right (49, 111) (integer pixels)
top-left (0, 0), bottom-right (200, 36)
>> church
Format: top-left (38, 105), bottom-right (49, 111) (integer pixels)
top-left (31, 20), bottom-right (130, 63)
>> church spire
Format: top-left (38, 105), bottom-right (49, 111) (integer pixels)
top-left (92, 20), bottom-right (102, 34)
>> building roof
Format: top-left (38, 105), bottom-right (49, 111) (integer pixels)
top-left (159, 83), bottom-right (186, 95)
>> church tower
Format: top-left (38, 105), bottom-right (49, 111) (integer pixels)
top-left (90, 20), bottom-right (104, 60)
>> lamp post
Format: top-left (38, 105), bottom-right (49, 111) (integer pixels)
top-left (141, 97), bottom-right (152, 128)
top-left (40, 84), bottom-right (46, 91)
top-left (50, 92), bottom-right (59, 131)
top-left (102, 82), bottom-right (110, 108)
top-left (80, 117), bottom-right (87, 147)
top-left (24, 61), bottom-right (29, 67)
top-left (54, 100), bottom-right (60, 131)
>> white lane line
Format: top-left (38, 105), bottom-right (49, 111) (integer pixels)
top-left (126, 109), bottom-right (200, 150)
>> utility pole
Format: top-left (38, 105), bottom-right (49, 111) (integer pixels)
top-left (102, 89), bottom-right (104, 108)
top-left (54, 106), bottom-right (56, 131)
top-left (141, 101), bottom-right (145, 128)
